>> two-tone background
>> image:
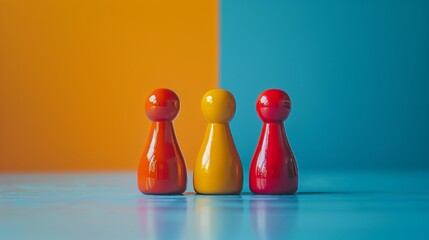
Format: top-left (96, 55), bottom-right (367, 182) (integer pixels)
top-left (1, 0), bottom-right (429, 174)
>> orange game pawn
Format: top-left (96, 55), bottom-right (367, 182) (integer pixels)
top-left (138, 89), bottom-right (187, 195)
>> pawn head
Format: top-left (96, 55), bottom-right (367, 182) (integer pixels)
top-left (256, 89), bottom-right (291, 122)
top-left (145, 88), bottom-right (180, 121)
top-left (201, 89), bottom-right (236, 123)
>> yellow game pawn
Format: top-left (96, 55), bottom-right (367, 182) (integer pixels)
top-left (194, 89), bottom-right (243, 194)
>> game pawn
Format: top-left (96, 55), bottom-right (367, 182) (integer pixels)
top-left (194, 89), bottom-right (243, 194)
top-left (138, 88), bottom-right (187, 195)
top-left (249, 89), bottom-right (298, 194)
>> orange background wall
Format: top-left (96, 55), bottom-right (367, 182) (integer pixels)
top-left (0, 0), bottom-right (218, 171)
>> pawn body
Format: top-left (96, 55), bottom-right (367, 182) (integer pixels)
top-left (194, 89), bottom-right (243, 194)
top-left (249, 89), bottom-right (298, 194)
top-left (138, 89), bottom-right (187, 195)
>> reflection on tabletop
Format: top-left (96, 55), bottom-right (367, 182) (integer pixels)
top-left (137, 194), bottom-right (299, 240)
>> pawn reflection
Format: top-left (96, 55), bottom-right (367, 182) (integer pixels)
top-left (138, 196), bottom-right (189, 240)
top-left (250, 196), bottom-right (299, 240)
top-left (193, 196), bottom-right (244, 240)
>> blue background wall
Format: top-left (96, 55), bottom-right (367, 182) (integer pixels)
top-left (221, 0), bottom-right (429, 170)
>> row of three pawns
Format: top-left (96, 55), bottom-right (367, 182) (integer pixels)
top-left (138, 88), bottom-right (298, 195)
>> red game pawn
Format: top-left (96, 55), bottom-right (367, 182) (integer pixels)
top-left (138, 89), bottom-right (187, 195)
top-left (249, 89), bottom-right (298, 194)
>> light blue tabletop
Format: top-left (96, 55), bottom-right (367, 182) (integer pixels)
top-left (1, 170), bottom-right (429, 239)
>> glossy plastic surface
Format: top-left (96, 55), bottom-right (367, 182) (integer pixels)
top-left (194, 89), bottom-right (243, 194)
top-left (250, 89), bottom-right (298, 194)
top-left (138, 89), bottom-right (187, 195)
top-left (3, 171), bottom-right (429, 240)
